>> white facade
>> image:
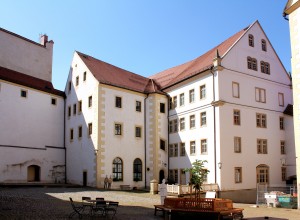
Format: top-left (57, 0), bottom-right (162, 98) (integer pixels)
top-left (0, 29), bottom-right (65, 183)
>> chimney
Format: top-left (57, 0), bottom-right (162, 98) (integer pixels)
top-left (40, 34), bottom-right (48, 46)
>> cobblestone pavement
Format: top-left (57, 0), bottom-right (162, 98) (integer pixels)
top-left (0, 186), bottom-right (300, 219)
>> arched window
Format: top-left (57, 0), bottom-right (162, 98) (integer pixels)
top-left (248, 34), bottom-right (254, 47)
top-left (247, 57), bottom-right (257, 71)
top-left (256, 164), bottom-right (269, 184)
top-left (112, 157), bottom-right (123, 181)
top-left (133, 158), bottom-right (142, 181)
top-left (261, 39), bottom-right (267, 51)
top-left (260, 61), bottom-right (270, 74)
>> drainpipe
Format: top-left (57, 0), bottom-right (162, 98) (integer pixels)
top-left (64, 95), bottom-right (67, 184)
top-left (210, 67), bottom-right (217, 184)
top-left (144, 94), bottom-right (149, 189)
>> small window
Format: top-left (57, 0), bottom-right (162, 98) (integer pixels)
top-left (68, 106), bottom-right (71, 117)
top-left (135, 126), bottom-right (142, 138)
top-left (257, 139), bottom-right (268, 154)
top-left (248, 34), bottom-right (254, 47)
top-left (255, 88), bottom-right (266, 103)
top-left (235, 167), bottom-right (242, 183)
top-left (169, 121), bottom-right (173, 133)
top-left (115, 96), bottom-right (122, 108)
top-left (200, 85), bottom-right (206, 99)
top-left (51, 98), bottom-right (57, 105)
top-left (261, 39), bottom-right (267, 51)
top-left (160, 103), bottom-right (165, 113)
top-left (280, 117), bottom-right (284, 130)
top-left (234, 137), bottom-right (241, 153)
top-left (83, 71), bottom-right (87, 81)
top-left (190, 141), bottom-right (196, 155)
top-left (21, 90), bottom-right (27, 98)
top-left (261, 61), bottom-right (270, 74)
top-left (88, 123), bottom-right (93, 136)
top-left (190, 115), bottom-right (195, 129)
top-left (173, 96), bottom-right (177, 109)
top-left (70, 128), bottom-right (74, 141)
top-left (88, 96), bottom-right (92, 107)
top-left (174, 144), bottom-right (178, 157)
top-left (160, 139), bottom-right (166, 151)
top-left (201, 139), bottom-right (207, 154)
top-left (281, 167), bottom-right (287, 181)
top-left (180, 143), bottom-right (186, 156)
top-left (68, 81), bottom-right (71, 93)
top-left (136, 101), bottom-right (142, 112)
top-left (200, 112), bottom-right (206, 126)
top-left (180, 117), bottom-right (185, 131)
top-left (115, 124), bottom-right (122, 135)
top-left (232, 82), bottom-right (240, 98)
top-left (233, 110), bottom-right (241, 125)
top-left (247, 57), bottom-right (257, 71)
top-left (78, 126), bottom-right (82, 139)
top-left (179, 93), bottom-right (185, 106)
top-left (280, 140), bottom-right (285, 154)
top-left (76, 76), bottom-right (79, 86)
top-left (78, 100), bottom-right (82, 113)
top-left (256, 113), bottom-right (267, 128)
top-left (73, 104), bottom-right (77, 115)
top-left (278, 93), bottom-right (284, 107)
top-left (189, 89), bottom-right (195, 103)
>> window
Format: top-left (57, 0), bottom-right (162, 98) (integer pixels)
top-left (78, 100), bottom-right (82, 113)
top-left (135, 126), bottom-right (141, 138)
top-left (235, 167), bottom-right (242, 183)
top-left (280, 117), bottom-right (284, 130)
top-left (260, 61), bottom-right (270, 74)
top-left (83, 71), bottom-right (87, 81)
top-left (261, 39), bottom-right (267, 51)
top-left (76, 76), bottom-right (79, 86)
top-left (68, 81), bottom-right (71, 93)
top-left (247, 57), bottom-right (257, 71)
top-left (88, 96), bottom-right (92, 107)
top-left (115, 124), bottom-right (122, 135)
top-left (88, 123), bottom-right (93, 136)
top-left (169, 121), bottom-right (173, 133)
top-left (281, 167), bottom-right (287, 181)
top-left (179, 93), bottom-right (185, 106)
top-left (189, 89), bottom-right (195, 103)
top-left (51, 98), bottom-right (57, 105)
top-left (180, 143), bottom-right (186, 156)
top-left (200, 112), bottom-right (207, 126)
top-left (257, 139), bottom-right (268, 154)
top-left (248, 34), bottom-right (254, 47)
top-left (78, 126), bottom-right (82, 138)
top-left (190, 141), bottom-right (196, 155)
top-left (169, 144), bottom-right (174, 157)
top-left (160, 139), bottom-right (166, 151)
top-left (115, 96), bottom-right (122, 108)
top-left (70, 128), bottom-right (74, 141)
top-left (174, 144), bottom-right (178, 157)
top-left (190, 115), bottom-right (195, 129)
top-left (20, 90), bottom-right (27, 98)
top-left (169, 169), bottom-right (178, 183)
top-left (133, 158), bottom-right (142, 181)
top-left (73, 104), bottom-right (77, 115)
top-left (68, 106), bottom-right (71, 117)
top-left (136, 101), bottom-right (141, 112)
top-left (200, 85), bottom-right (206, 99)
top-left (173, 96), bottom-right (177, 109)
top-left (113, 157), bottom-right (123, 181)
top-left (160, 103), bottom-right (165, 113)
top-left (174, 119), bottom-right (178, 132)
top-left (201, 139), bottom-right (207, 154)
top-left (232, 82), bottom-right (240, 98)
top-left (233, 110), bottom-right (240, 125)
top-left (256, 113), bottom-right (267, 128)
top-left (280, 141), bottom-right (286, 154)
top-left (255, 88), bottom-right (266, 103)
top-left (180, 118), bottom-right (185, 131)
top-left (234, 137), bottom-right (241, 153)
top-left (256, 165), bottom-right (269, 184)
top-left (278, 93), bottom-right (284, 106)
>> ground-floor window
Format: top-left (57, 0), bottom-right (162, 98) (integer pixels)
top-left (169, 169), bottom-right (178, 184)
top-left (133, 158), bottom-right (142, 181)
top-left (256, 164), bottom-right (269, 184)
top-left (113, 157), bottom-right (123, 181)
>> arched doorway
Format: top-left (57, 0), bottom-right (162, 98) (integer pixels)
top-left (27, 165), bottom-right (40, 182)
top-left (159, 170), bottom-right (165, 183)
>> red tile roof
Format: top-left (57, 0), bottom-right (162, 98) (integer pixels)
top-left (0, 66), bottom-right (65, 97)
top-left (77, 52), bottom-right (163, 94)
top-left (150, 26), bottom-right (249, 89)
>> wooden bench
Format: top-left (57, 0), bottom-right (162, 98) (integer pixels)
top-left (154, 198), bottom-right (243, 220)
top-left (120, 185), bottom-right (131, 190)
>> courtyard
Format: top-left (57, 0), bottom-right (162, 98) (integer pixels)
top-left (0, 186), bottom-right (300, 219)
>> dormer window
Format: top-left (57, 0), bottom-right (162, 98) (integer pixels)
top-left (261, 39), bottom-right (267, 51)
top-left (248, 34), bottom-right (254, 47)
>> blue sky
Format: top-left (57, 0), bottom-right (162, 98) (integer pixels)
top-left (0, 1), bottom-right (291, 91)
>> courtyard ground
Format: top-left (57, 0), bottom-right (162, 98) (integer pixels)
top-left (0, 186), bottom-right (299, 219)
